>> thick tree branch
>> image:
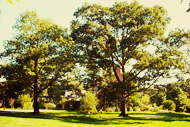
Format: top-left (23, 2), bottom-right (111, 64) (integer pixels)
top-left (126, 72), bottom-right (163, 98)
top-left (111, 54), bottom-right (121, 84)
top-left (126, 67), bottom-right (147, 85)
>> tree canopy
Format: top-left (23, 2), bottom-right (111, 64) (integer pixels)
top-left (71, 1), bottom-right (190, 116)
top-left (0, 0), bottom-right (190, 116)
top-left (0, 11), bottom-right (75, 113)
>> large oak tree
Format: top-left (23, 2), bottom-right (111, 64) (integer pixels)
top-left (0, 11), bottom-right (75, 114)
top-left (71, 1), bottom-right (190, 116)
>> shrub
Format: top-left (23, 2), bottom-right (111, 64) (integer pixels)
top-left (151, 106), bottom-right (159, 112)
top-left (80, 91), bottom-right (97, 113)
top-left (150, 103), bottom-right (159, 112)
top-left (115, 105), bottom-right (120, 112)
top-left (133, 107), bottom-right (139, 111)
top-left (159, 105), bottom-right (164, 110)
top-left (140, 104), bottom-right (146, 111)
top-left (126, 93), bottom-right (141, 110)
top-left (152, 90), bottom-right (166, 106)
top-left (162, 100), bottom-right (176, 111)
top-left (186, 99), bottom-right (190, 113)
top-left (18, 94), bottom-right (32, 110)
top-left (174, 94), bottom-right (189, 112)
top-left (43, 103), bottom-right (56, 110)
top-left (105, 107), bottom-right (110, 112)
top-left (166, 84), bottom-right (189, 112)
top-left (58, 98), bottom-right (67, 109)
top-left (186, 105), bottom-right (190, 113)
top-left (140, 104), bottom-right (151, 111)
top-left (128, 106), bottom-right (133, 111)
top-left (141, 94), bottom-right (150, 105)
top-left (146, 105), bottom-right (151, 111)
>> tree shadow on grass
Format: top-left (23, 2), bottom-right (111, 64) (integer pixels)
top-left (0, 111), bottom-right (190, 125)
top-left (126, 112), bottom-right (190, 122)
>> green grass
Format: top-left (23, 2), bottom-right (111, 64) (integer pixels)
top-left (0, 110), bottom-right (190, 127)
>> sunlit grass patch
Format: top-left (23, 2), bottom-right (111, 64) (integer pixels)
top-left (0, 110), bottom-right (190, 127)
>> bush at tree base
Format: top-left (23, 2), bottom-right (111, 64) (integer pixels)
top-left (18, 94), bottom-right (32, 110)
top-left (162, 100), bottom-right (176, 111)
top-left (43, 103), bottom-right (56, 110)
top-left (79, 91), bottom-right (98, 113)
top-left (58, 98), bottom-right (67, 109)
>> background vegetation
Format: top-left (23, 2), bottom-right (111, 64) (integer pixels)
top-left (0, 0), bottom-right (190, 118)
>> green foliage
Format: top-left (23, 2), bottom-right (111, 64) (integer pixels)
top-left (152, 88), bottom-right (166, 106)
top-left (128, 106), bottom-right (133, 112)
top-left (71, 0), bottom-right (190, 116)
top-left (148, 103), bottom-right (159, 112)
top-left (186, 99), bottom-right (190, 113)
top-left (162, 100), bottom-right (176, 111)
top-left (0, 82), bottom-right (8, 100)
top-left (0, 11), bottom-right (75, 113)
top-left (18, 94), bottom-right (32, 110)
top-left (80, 91), bottom-right (98, 113)
top-left (166, 83), bottom-right (189, 112)
top-left (58, 98), bottom-right (67, 109)
top-left (141, 94), bottom-right (150, 105)
top-left (43, 103), bottom-right (56, 110)
top-left (126, 92), bottom-right (141, 110)
top-left (139, 94), bottom-right (152, 111)
top-left (174, 93), bottom-right (189, 112)
top-left (140, 104), bottom-right (152, 111)
top-left (151, 106), bottom-right (159, 112)
top-left (159, 105), bottom-right (164, 110)
top-left (115, 105), bottom-right (120, 112)
top-left (132, 107), bottom-right (139, 112)
top-left (105, 107), bottom-right (111, 112)
top-left (0, 81), bottom-right (25, 100)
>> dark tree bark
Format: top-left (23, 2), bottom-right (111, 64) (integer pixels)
top-left (33, 91), bottom-right (39, 114)
top-left (119, 98), bottom-right (128, 117)
top-left (33, 59), bottom-right (40, 114)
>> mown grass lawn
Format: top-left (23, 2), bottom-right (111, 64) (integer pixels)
top-left (0, 110), bottom-right (190, 127)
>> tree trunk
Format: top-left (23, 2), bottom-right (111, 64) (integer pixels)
top-left (119, 99), bottom-right (128, 116)
top-left (33, 59), bottom-right (39, 114)
top-left (33, 91), bottom-right (39, 114)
